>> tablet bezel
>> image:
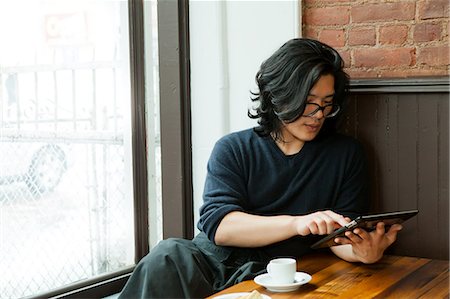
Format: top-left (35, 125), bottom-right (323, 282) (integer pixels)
top-left (310, 210), bottom-right (419, 249)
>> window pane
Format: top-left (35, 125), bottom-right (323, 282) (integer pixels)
top-left (144, 1), bottom-right (163, 249)
top-left (0, 1), bottom-right (137, 297)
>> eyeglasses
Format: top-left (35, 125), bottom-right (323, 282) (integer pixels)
top-left (302, 103), bottom-right (340, 118)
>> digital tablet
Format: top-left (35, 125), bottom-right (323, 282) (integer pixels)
top-left (310, 210), bottom-right (419, 249)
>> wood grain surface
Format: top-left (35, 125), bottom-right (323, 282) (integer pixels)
top-left (207, 252), bottom-right (449, 299)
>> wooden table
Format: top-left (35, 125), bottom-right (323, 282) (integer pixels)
top-left (207, 252), bottom-right (449, 298)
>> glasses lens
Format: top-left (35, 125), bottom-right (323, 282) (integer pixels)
top-left (303, 103), bottom-right (319, 116)
top-left (303, 103), bottom-right (340, 118)
top-left (325, 104), bottom-right (340, 118)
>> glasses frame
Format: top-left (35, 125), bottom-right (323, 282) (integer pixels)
top-left (302, 103), bottom-right (340, 118)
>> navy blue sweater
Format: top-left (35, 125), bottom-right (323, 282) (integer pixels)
top-left (197, 128), bottom-right (369, 258)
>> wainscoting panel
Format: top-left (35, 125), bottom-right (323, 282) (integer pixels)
top-left (340, 79), bottom-right (449, 260)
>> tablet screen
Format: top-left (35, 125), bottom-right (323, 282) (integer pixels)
top-left (310, 210), bottom-right (419, 249)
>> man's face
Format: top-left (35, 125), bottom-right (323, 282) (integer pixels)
top-left (279, 74), bottom-right (335, 153)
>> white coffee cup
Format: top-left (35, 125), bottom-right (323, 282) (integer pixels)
top-left (266, 257), bottom-right (296, 284)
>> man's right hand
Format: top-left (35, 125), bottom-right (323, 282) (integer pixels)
top-left (295, 210), bottom-right (350, 236)
top-left (215, 210), bottom-right (350, 248)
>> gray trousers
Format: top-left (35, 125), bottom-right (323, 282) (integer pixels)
top-left (118, 232), bottom-right (269, 299)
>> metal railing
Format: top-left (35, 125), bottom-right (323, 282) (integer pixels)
top-left (0, 59), bottom-right (137, 298)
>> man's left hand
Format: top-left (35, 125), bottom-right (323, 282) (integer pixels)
top-left (334, 222), bottom-right (403, 264)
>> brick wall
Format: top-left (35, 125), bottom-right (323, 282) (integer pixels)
top-left (303, 0), bottom-right (449, 78)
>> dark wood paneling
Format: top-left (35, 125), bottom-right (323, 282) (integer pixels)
top-left (341, 84), bottom-right (449, 260)
top-left (438, 95), bottom-right (449, 259)
top-left (417, 94), bottom-right (441, 258)
top-left (396, 94), bottom-right (419, 257)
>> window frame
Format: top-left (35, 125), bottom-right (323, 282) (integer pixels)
top-left (27, 0), bottom-right (193, 298)
top-left (158, 0), bottom-right (194, 240)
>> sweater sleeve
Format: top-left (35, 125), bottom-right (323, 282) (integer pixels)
top-left (197, 137), bottom-right (248, 243)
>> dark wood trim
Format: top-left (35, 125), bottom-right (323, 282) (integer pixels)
top-left (29, 268), bottom-right (133, 299)
top-left (178, 0), bottom-right (194, 239)
top-left (158, 0), bottom-right (194, 239)
top-left (128, 0), bottom-right (150, 262)
top-left (350, 77), bottom-right (450, 93)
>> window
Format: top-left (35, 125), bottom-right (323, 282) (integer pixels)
top-left (0, 0), bottom-right (161, 297)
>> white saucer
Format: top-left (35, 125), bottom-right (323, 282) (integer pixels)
top-left (254, 272), bottom-right (312, 292)
top-left (213, 292), bottom-right (272, 299)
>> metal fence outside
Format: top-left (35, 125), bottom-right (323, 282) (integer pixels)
top-left (0, 62), bottom-right (138, 298)
top-left (0, 140), bottom-right (135, 298)
top-left (0, 2), bottom-right (163, 297)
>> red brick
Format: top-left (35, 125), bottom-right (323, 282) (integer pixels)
top-left (379, 25), bottom-right (409, 45)
top-left (379, 68), bottom-right (449, 78)
top-left (346, 69), bottom-right (380, 79)
top-left (303, 26), bottom-right (319, 39)
top-left (337, 49), bottom-right (351, 68)
top-left (354, 48), bottom-right (415, 68)
top-left (352, 2), bottom-right (415, 23)
top-left (447, 22), bottom-right (450, 39)
top-left (418, 0), bottom-right (449, 19)
top-left (319, 29), bottom-right (346, 47)
top-left (303, 6), bottom-right (350, 26)
top-left (304, 0), bottom-right (351, 6)
top-left (346, 68), bottom-right (450, 79)
top-left (417, 46), bottom-right (450, 66)
top-left (413, 23), bottom-right (443, 42)
top-left (348, 28), bottom-right (376, 46)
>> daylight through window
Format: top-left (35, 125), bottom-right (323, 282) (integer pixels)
top-left (0, 1), bottom-right (153, 297)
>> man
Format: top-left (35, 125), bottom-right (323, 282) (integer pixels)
top-left (119, 38), bottom-right (402, 299)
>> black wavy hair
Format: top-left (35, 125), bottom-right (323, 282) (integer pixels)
top-left (248, 38), bottom-right (349, 141)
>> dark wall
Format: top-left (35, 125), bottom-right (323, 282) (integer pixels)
top-left (340, 78), bottom-right (449, 260)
